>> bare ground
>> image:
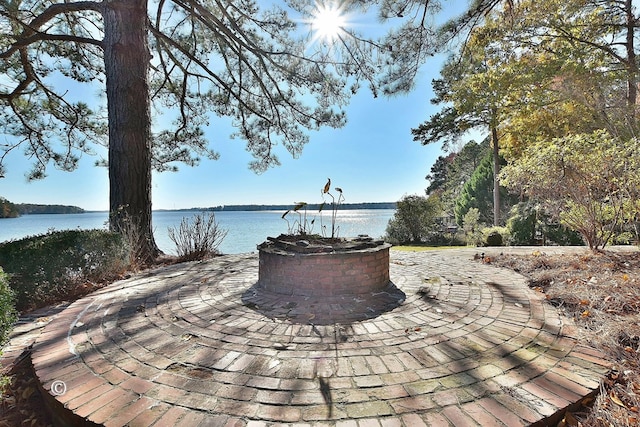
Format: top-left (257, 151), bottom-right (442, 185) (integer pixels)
top-left (489, 248), bottom-right (640, 427)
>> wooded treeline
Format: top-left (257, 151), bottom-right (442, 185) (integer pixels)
top-left (0, 198), bottom-right (84, 218)
top-left (411, 0), bottom-right (640, 249)
top-left (186, 203), bottom-right (397, 212)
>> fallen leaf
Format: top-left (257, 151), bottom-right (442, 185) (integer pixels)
top-left (579, 299), bottom-right (590, 305)
top-left (610, 392), bottom-right (627, 408)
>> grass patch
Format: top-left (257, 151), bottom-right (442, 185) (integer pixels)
top-left (392, 245), bottom-right (466, 252)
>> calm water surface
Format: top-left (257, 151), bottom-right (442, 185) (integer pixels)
top-left (0, 209), bottom-right (395, 254)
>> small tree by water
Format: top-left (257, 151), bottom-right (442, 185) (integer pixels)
top-left (385, 194), bottom-right (442, 244)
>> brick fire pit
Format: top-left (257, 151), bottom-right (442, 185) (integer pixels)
top-left (257, 235), bottom-right (391, 297)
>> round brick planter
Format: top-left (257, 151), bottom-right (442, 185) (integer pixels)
top-left (257, 235), bottom-right (391, 297)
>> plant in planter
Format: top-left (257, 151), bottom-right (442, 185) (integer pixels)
top-left (262, 179), bottom-right (383, 253)
top-left (280, 178), bottom-right (345, 244)
top-left (319, 177), bottom-right (344, 239)
top-left (281, 201), bottom-right (314, 236)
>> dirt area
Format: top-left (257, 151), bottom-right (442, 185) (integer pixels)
top-left (489, 248), bottom-right (640, 427)
top-left (0, 350), bottom-right (53, 427)
top-left (2, 249), bottom-right (639, 426)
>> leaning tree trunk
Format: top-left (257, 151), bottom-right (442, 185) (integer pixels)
top-left (103, 0), bottom-right (158, 263)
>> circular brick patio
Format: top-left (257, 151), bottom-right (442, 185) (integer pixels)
top-left (30, 249), bottom-right (610, 426)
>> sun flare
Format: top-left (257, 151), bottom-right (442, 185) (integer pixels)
top-left (310, 2), bottom-right (348, 43)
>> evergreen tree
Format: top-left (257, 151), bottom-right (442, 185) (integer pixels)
top-left (425, 139), bottom-right (489, 223)
top-left (386, 194), bottom-right (443, 244)
top-left (454, 151), bottom-right (514, 226)
top-left (0, 197), bottom-right (19, 218)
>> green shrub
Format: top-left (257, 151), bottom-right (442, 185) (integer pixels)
top-left (506, 202), bottom-right (583, 246)
top-left (385, 194), bottom-right (443, 244)
top-left (506, 203), bottom-right (538, 245)
top-left (613, 231), bottom-right (636, 245)
top-left (0, 230), bottom-right (130, 312)
top-left (384, 217), bottom-right (412, 245)
top-left (0, 267), bottom-right (16, 345)
top-left (0, 267), bottom-right (15, 392)
top-left (462, 208), bottom-right (484, 246)
top-left (482, 226), bottom-right (508, 247)
top-left (485, 231), bottom-right (503, 246)
top-left (423, 231), bottom-right (467, 247)
top-left (544, 224), bottom-right (587, 246)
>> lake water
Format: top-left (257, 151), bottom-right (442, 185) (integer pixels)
top-left (0, 209), bottom-right (395, 254)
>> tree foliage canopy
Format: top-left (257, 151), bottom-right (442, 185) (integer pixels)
top-left (501, 131), bottom-right (640, 249)
top-left (0, 197), bottom-right (19, 218)
top-left (453, 150), bottom-right (513, 226)
top-left (471, 0), bottom-right (639, 157)
top-left (425, 139), bottom-right (488, 218)
top-left (416, 0), bottom-right (640, 247)
top-left (0, 0), bottom-right (455, 179)
top-left (385, 193), bottom-right (442, 244)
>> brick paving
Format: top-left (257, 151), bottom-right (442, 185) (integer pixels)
top-left (3, 247), bottom-right (614, 426)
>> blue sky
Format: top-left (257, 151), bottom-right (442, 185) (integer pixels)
top-left (0, 3), bottom-right (477, 211)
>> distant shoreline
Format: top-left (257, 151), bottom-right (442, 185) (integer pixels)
top-left (80, 202), bottom-right (397, 213)
top-left (157, 202), bottom-right (397, 212)
top-left (0, 203), bottom-right (85, 217)
top-left (2, 202), bottom-right (397, 216)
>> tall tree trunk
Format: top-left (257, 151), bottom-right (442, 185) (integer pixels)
top-left (491, 125), bottom-right (500, 226)
top-left (624, 0), bottom-right (639, 138)
top-left (103, 0), bottom-right (158, 263)
top-left (625, 0), bottom-right (637, 107)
